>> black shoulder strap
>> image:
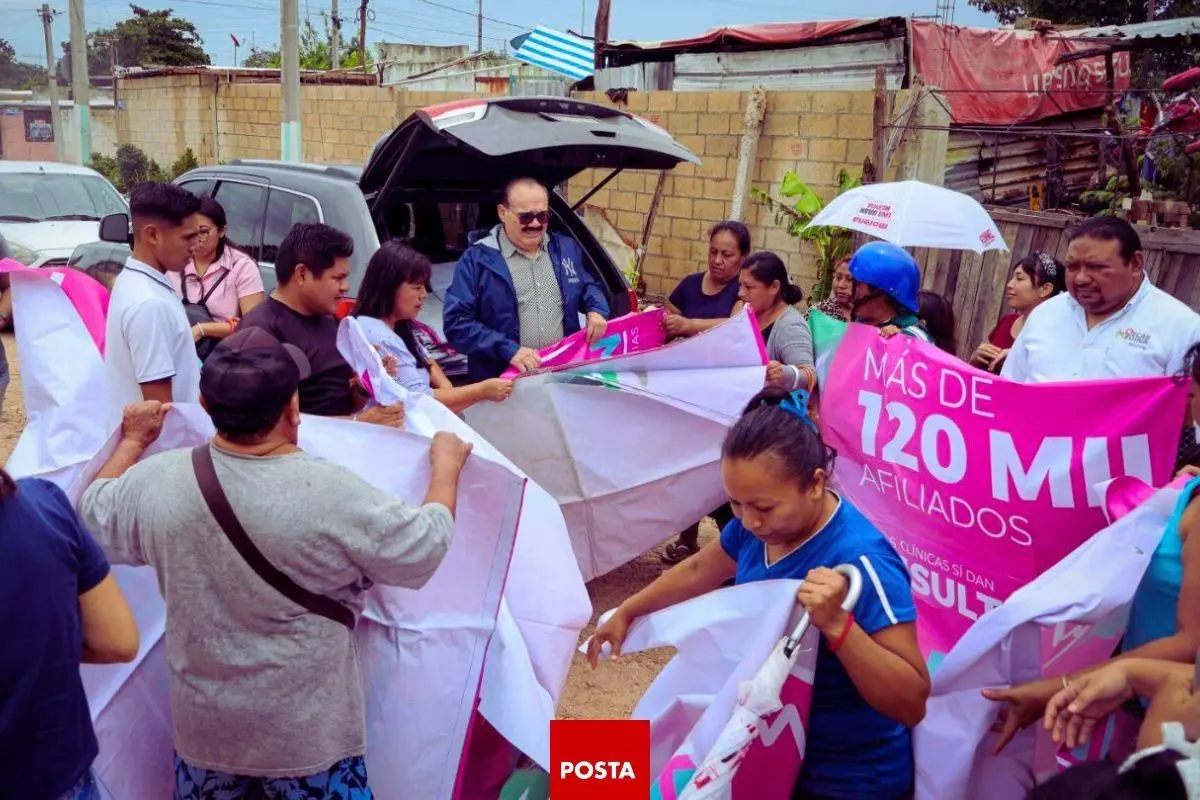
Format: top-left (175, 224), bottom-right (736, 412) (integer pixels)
top-left (190, 445), bottom-right (355, 630)
top-left (195, 268), bottom-right (231, 306)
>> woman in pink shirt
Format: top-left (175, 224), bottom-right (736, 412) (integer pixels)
top-left (169, 194), bottom-right (265, 348)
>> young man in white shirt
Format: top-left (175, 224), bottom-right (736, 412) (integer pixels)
top-left (1002, 216), bottom-right (1200, 383)
top-left (105, 182), bottom-right (202, 430)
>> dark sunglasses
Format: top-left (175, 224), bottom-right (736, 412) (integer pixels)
top-left (514, 210), bottom-right (550, 227)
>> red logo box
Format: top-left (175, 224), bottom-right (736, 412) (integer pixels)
top-left (550, 719), bottom-right (650, 799)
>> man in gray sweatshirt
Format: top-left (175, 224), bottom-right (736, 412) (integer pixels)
top-left (81, 327), bottom-right (473, 798)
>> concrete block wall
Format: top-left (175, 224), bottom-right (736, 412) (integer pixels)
top-left (570, 90), bottom-right (898, 297)
top-left (116, 75), bottom-right (215, 167)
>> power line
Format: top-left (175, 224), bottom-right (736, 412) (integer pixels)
top-left (411, 0), bottom-right (526, 31)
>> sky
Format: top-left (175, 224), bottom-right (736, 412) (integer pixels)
top-left (1, 0), bottom-right (997, 69)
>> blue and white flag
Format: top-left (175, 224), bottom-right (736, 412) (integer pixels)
top-left (514, 25), bottom-right (594, 81)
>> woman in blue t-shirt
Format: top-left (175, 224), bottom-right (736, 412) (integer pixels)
top-left (0, 471), bottom-right (140, 799)
top-left (588, 387), bottom-right (930, 799)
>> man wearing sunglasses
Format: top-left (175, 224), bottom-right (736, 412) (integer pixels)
top-left (444, 177), bottom-right (610, 382)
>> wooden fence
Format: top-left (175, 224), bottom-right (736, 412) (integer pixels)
top-left (914, 208), bottom-right (1200, 360)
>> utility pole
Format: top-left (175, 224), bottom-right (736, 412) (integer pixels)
top-left (330, 0), bottom-right (340, 70)
top-left (280, 0), bottom-right (301, 161)
top-left (68, 0), bottom-right (89, 164)
top-left (475, 0), bottom-right (483, 53)
top-left (357, 0), bottom-right (368, 71)
top-left (594, 0), bottom-right (610, 70)
top-left (581, 0), bottom-right (586, 36)
top-left (39, 4), bottom-right (64, 161)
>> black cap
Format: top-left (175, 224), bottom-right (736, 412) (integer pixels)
top-left (200, 327), bottom-right (311, 414)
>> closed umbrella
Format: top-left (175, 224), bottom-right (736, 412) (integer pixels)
top-left (676, 564), bottom-right (864, 799)
top-left (805, 180), bottom-right (1008, 253)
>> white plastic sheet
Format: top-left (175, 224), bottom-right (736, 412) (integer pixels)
top-left (7, 276), bottom-right (588, 796)
top-left (912, 483), bottom-right (1179, 800)
top-left (463, 307), bottom-right (768, 580)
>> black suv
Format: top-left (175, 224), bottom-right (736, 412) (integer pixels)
top-left (72, 96), bottom-right (698, 379)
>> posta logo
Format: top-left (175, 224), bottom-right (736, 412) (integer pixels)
top-left (551, 719), bottom-right (650, 798)
top-left (1117, 327), bottom-right (1152, 346)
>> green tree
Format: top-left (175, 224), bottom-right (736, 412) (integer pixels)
top-left (62, 4), bottom-right (209, 73)
top-left (967, 0), bottom-right (1195, 26)
top-left (241, 15), bottom-right (372, 71)
top-left (0, 38), bottom-right (49, 90)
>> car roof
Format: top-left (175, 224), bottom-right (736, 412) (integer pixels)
top-left (216, 160), bottom-right (363, 181)
top-left (0, 160), bottom-right (104, 177)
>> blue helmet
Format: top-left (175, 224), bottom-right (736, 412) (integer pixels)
top-left (848, 242), bottom-right (921, 314)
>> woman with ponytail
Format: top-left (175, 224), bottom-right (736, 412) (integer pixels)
top-left (738, 251), bottom-right (817, 392)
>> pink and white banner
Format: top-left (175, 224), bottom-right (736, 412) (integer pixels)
top-left (500, 308), bottom-right (668, 379)
top-left (817, 322), bottom-right (1185, 664)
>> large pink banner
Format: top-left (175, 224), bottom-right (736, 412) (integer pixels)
top-left (820, 324), bottom-right (1186, 663)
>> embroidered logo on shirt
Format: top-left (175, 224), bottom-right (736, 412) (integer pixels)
top-left (562, 257), bottom-right (580, 283)
top-left (1117, 327), bottom-right (1151, 348)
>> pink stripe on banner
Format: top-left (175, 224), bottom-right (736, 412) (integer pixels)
top-left (0, 257), bottom-right (110, 354)
top-left (746, 305), bottom-right (769, 366)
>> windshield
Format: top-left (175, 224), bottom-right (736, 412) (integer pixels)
top-left (0, 172), bottom-right (127, 222)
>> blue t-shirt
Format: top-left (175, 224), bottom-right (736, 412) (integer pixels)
top-left (668, 272), bottom-right (740, 321)
top-left (720, 495), bottom-right (917, 800)
top-left (1124, 475), bottom-right (1200, 652)
top-left (0, 478), bottom-right (111, 798)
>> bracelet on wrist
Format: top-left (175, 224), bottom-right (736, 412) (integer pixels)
top-left (827, 612), bottom-right (855, 653)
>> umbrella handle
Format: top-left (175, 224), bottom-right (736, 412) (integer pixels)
top-left (781, 564), bottom-right (864, 660)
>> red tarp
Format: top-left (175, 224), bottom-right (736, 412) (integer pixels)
top-left (910, 19), bottom-right (1132, 126)
top-left (609, 20), bottom-right (879, 51)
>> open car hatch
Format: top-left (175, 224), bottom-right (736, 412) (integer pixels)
top-left (361, 96), bottom-right (700, 211)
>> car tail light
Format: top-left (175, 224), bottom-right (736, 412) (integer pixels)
top-left (626, 288), bottom-right (640, 313)
top-left (336, 297), bottom-right (356, 319)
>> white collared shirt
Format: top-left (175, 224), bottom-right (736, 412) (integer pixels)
top-left (1001, 278), bottom-right (1200, 383)
top-left (104, 257), bottom-right (201, 429)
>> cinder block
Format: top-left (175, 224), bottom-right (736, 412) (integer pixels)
top-left (799, 113), bottom-right (838, 137)
top-left (837, 113), bottom-right (873, 140)
top-left (668, 112), bottom-right (699, 135)
top-left (811, 92), bottom-right (854, 114)
top-left (698, 113), bottom-right (732, 135)
top-left (663, 196), bottom-right (694, 218)
top-left (705, 135), bottom-right (737, 158)
top-left (707, 92), bottom-right (745, 113)
top-left (609, 190), bottom-right (637, 212)
top-left (676, 93), bottom-right (708, 112)
top-left (648, 92), bottom-right (678, 111)
top-left (703, 178), bottom-right (735, 201)
top-left (770, 137), bottom-right (808, 160)
top-left (764, 113), bottom-right (800, 137)
top-left (808, 138), bottom-right (848, 163)
top-left (771, 93), bottom-right (811, 113)
top-left (693, 198), bottom-right (726, 223)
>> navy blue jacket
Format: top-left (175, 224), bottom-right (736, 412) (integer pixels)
top-left (444, 227), bottom-right (611, 381)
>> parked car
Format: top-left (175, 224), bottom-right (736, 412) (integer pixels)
top-left (77, 95), bottom-right (699, 379)
top-left (0, 161), bottom-right (127, 268)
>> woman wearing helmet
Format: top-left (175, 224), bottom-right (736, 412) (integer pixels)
top-left (847, 242), bottom-right (932, 343)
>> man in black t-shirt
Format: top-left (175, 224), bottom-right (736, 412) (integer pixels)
top-left (240, 223), bottom-right (403, 427)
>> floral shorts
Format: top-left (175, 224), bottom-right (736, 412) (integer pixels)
top-left (174, 754), bottom-right (373, 799)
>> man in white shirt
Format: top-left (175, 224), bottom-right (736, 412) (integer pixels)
top-left (1002, 216), bottom-right (1200, 383)
top-left (105, 182), bottom-right (202, 429)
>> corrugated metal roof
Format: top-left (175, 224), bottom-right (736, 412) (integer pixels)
top-left (604, 19), bottom-right (890, 53)
top-left (1068, 16), bottom-right (1200, 42)
top-left (594, 62), bottom-right (675, 92)
top-left (672, 38), bottom-right (905, 91)
top-left (946, 111), bottom-right (1103, 206)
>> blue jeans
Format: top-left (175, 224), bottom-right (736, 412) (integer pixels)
top-left (174, 754), bottom-right (373, 799)
top-left (58, 770), bottom-right (99, 800)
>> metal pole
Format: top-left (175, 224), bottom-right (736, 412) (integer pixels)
top-left (40, 4), bottom-right (65, 162)
top-left (581, 0), bottom-right (586, 36)
top-left (476, 0), bottom-right (483, 53)
top-left (280, 0), bottom-right (301, 161)
top-left (68, 0), bottom-right (89, 164)
top-left (358, 0), bottom-right (368, 70)
top-left (330, 0), bottom-right (340, 70)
